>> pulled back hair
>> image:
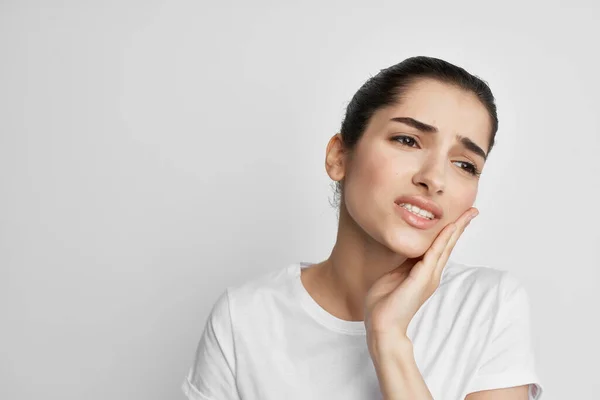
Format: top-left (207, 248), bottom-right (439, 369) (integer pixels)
top-left (331, 56), bottom-right (498, 210)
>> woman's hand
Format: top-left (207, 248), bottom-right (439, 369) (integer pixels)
top-left (364, 207), bottom-right (479, 346)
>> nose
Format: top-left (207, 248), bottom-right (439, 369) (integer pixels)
top-left (412, 158), bottom-right (446, 195)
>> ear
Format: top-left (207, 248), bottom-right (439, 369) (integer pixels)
top-left (325, 133), bottom-right (346, 182)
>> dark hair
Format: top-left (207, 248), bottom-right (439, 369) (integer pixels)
top-left (331, 56), bottom-right (498, 210)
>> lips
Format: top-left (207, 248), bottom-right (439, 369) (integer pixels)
top-left (394, 195), bottom-right (444, 219)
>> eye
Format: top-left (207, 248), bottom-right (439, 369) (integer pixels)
top-left (392, 135), bottom-right (419, 148)
top-left (453, 160), bottom-right (481, 177)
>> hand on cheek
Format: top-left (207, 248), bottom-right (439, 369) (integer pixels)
top-left (366, 207), bottom-right (479, 340)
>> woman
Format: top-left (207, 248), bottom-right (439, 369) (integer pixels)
top-left (182, 56), bottom-right (544, 399)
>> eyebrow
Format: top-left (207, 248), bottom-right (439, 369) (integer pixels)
top-left (390, 117), bottom-right (488, 161)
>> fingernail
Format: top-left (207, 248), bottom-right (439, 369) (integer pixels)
top-left (468, 211), bottom-right (479, 222)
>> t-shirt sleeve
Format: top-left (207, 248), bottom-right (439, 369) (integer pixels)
top-left (467, 271), bottom-right (544, 399)
top-left (182, 289), bottom-right (241, 400)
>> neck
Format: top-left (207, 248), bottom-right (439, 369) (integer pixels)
top-left (314, 203), bottom-right (415, 321)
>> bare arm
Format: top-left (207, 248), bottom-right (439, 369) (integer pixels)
top-left (371, 335), bottom-right (530, 400)
top-left (365, 207), bottom-right (532, 400)
top-left (370, 333), bottom-right (530, 400)
top-left (369, 335), bottom-right (433, 400)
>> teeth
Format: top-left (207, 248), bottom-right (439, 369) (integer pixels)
top-left (400, 203), bottom-right (435, 220)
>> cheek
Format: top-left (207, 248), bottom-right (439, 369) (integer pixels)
top-left (447, 186), bottom-right (478, 220)
top-left (348, 148), bottom-right (393, 196)
top-left (343, 150), bottom-right (400, 224)
top-left (344, 158), bottom-right (382, 217)
top-left (356, 144), bottom-right (418, 188)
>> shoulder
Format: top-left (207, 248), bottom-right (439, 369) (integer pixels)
top-left (443, 259), bottom-right (504, 285)
top-left (437, 259), bottom-right (532, 315)
top-left (226, 262), bottom-right (296, 301)
top-left (410, 259), bottom-right (535, 342)
top-left (443, 259), bottom-right (527, 295)
top-left (209, 263), bottom-right (298, 325)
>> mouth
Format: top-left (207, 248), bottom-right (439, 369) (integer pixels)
top-left (397, 203), bottom-right (436, 220)
top-left (394, 195), bottom-right (443, 230)
top-left (394, 195), bottom-right (443, 219)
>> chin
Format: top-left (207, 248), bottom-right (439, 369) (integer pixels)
top-left (388, 231), bottom-right (432, 259)
top-left (394, 245), bottom-right (427, 259)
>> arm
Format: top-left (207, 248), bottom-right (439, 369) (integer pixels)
top-left (465, 386), bottom-right (529, 400)
top-left (464, 272), bottom-right (543, 399)
top-left (365, 207), bottom-right (541, 400)
top-left (370, 334), bottom-right (531, 400)
top-left (369, 335), bottom-right (433, 400)
top-left (182, 289), bottom-right (241, 400)
top-left (365, 209), bottom-right (478, 400)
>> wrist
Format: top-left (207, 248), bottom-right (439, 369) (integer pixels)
top-left (368, 333), bottom-right (414, 363)
top-left (367, 335), bottom-right (433, 400)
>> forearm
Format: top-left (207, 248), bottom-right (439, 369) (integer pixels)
top-left (369, 336), bottom-right (434, 400)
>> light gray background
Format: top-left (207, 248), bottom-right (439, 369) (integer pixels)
top-left (1, 1), bottom-right (598, 399)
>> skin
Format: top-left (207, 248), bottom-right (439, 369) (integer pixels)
top-left (302, 78), bottom-right (528, 399)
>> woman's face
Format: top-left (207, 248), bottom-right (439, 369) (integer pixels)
top-left (340, 78), bottom-right (492, 258)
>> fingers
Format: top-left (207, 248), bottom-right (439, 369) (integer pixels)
top-left (434, 208), bottom-right (479, 276)
top-left (413, 207), bottom-right (479, 283)
top-left (421, 222), bottom-right (458, 269)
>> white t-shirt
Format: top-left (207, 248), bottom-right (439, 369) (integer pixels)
top-left (182, 260), bottom-right (544, 399)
